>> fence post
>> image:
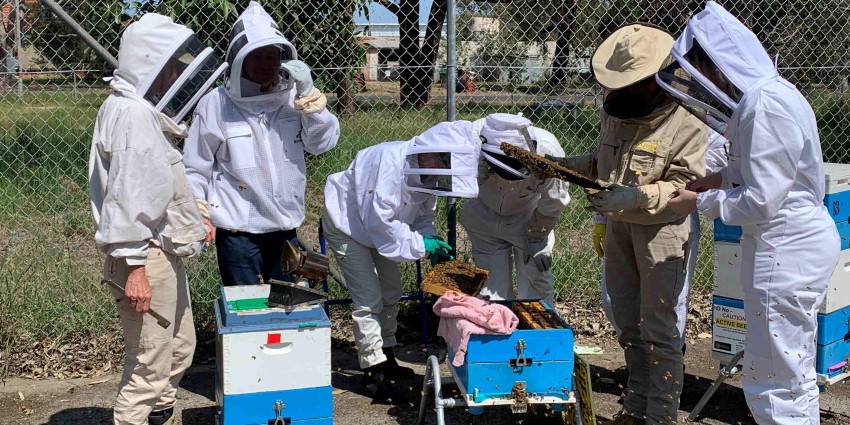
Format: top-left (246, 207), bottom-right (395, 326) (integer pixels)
top-left (445, 0), bottom-right (458, 257)
top-left (14, 0), bottom-right (23, 98)
top-left (72, 68), bottom-right (78, 98)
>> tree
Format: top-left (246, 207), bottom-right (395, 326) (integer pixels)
top-left (374, 0), bottom-right (448, 108)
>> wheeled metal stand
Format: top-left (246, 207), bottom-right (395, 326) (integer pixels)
top-left (417, 355), bottom-right (576, 425)
top-left (688, 350), bottom-right (745, 421)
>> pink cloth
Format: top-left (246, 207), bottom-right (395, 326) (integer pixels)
top-left (433, 291), bottom-right (519, 367)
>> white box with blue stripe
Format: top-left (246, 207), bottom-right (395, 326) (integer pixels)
top-left (214, 285), bottom-right (332, 425)
top-left (711, 296), bottom-right (850, 385)
top-left (446, 300), bottom-right (575, 409)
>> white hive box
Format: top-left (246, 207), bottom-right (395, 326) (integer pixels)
top-left (214, 285), bottom-right (332, 425)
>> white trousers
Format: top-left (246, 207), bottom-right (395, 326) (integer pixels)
top-left (460, 200), bottom-right (555, 308)
top-left (601, 212), bottom-right (699, 338)
top-left (322, 212), bottom-right (402, 369)
top-left (740, 206), bottom-right (838, 425)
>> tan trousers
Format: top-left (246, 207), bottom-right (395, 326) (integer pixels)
top-left (104, 246), bottom-right (196, 425)
top-left (605, 217), bottom-right (689, 425)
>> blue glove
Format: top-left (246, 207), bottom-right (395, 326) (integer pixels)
top-left (423, 234), bottom-right (454, 266)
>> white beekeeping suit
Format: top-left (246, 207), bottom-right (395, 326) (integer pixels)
top-left (323, 121), bottom-right (479, 403)
top-left (657, 2), bottom-right (840, 423)
top-left (183, 1), bottom-right (339, 285)
top-left (185, 1), bottom-right (338, 233)
top-left (460, 113), bottom-right (570, 308)
top-left (88, 13), bottom-right (224, 425)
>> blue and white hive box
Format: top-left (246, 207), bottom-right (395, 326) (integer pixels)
top-left (447, 300), bottom-right (575, 409)
top-left (711, 163), bottom-right (850, 385)
top-left (215, 284), bottom-right (332, 425)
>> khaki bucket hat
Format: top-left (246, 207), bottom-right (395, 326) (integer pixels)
top-left (591, 23), bottom-right (675, 90)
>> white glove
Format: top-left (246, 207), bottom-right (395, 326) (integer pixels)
top-left (281, 60), bottom-right (314, 97)
top-left (587, 184), bottom-right (640, 213)
top-left (524, 237), bottom-right (552, 272)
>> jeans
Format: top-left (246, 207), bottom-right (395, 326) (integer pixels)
top-left (215, 228), bottom-right (298, 286)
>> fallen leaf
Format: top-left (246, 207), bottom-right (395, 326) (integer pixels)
top-left (20, 406), bottom-right (33, 415)
top-left (332, 388), bottom-right (348, 395)
top-left (88, 378), bottom-right (110, 386)
top-left (17, 391), bottom-right (24, 401)
top-left (697, 332), bottom-right (712, 339)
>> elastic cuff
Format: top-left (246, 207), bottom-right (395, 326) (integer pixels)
top-left (124, 256), bottom-right (146, 266)
top-left (295, 88), bottom-right (327, 114)
top-left (359, 348), bottom-right (388, 369)
top-left (196, 199), bottom-right (210, 220)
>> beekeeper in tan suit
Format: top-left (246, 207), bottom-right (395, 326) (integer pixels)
top-left (89, 14), bottom-right (225, 425)
top-left (549, 23), bottom-right (707, 425)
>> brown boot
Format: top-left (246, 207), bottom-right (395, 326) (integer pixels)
top-left (602, 412), bottom-right (646, 425)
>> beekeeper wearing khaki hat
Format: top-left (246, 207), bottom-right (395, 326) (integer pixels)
top-left (548, 23), bottom-right (707, 425)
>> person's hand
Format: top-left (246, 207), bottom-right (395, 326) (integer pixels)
top-left (202, 219), bottom-right (215, 243)
top-left (587, 185), bottom-right (640, 213)
top-left (280, 60), bottom-right (315, 97)
top-left (423, 234), bottom-right (454, 266)
top-left (686, 173), bottom-right (722, 193)
top-left (523, 237), bottom-right (552, 272)
top-left (592, 223), bottom-right (606, 257)
top-left (668, 189), bottom-right (699, 215)
top-left (125, 265), bottom-right (151, 313)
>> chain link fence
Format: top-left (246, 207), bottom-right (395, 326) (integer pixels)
top-left (1, 0), bottom-right (848, 378)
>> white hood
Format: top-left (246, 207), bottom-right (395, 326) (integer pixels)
top-left (113, 13), bottom-right (227, 125)
top-left (225, 1), bottom-right (298, 100)
top-left (477, 113), bottom-right (535, 180)
top-left (656, 1), bottom-right (779, 134)
top-left (404, 121), bottom-right (480, 198)
top-left (672, 1), bottom-right (778, 98)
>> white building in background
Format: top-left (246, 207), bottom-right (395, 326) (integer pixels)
top-left (353, 3), bottom-right (590, 84)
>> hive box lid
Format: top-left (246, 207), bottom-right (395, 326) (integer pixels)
top-left (824, 163), bottom-right (850, 195)
top-left (217, 285), bottom-right (330, 332)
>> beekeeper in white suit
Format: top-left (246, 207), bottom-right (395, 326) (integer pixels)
top-left (460, 113), bottom-right (570, 308)
top-left (660, 2), bottom-right (840, 423)
top-left (323, 121), bottom-right (480, 404)
top-left (184, 1), bottom-right (339, 286)
top-left (89, 13), bottom-right (226, 425)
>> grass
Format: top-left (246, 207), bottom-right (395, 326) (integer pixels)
top-left (1, 86), bottom-right (848, 376)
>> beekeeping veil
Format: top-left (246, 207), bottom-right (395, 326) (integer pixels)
top-left (655, 0), bottom-right (779, 135)
top-left (478, 113), bottom-right (534, 181)
top-left (114, 13), bottom-right (227, 126)
top-left (404, 121), bottom-right (480, 198)
top-left (225, 1), bottom-right (298, 100)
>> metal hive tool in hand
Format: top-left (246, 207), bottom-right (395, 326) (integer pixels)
top-left (499, 143), bottom-right (609, 191)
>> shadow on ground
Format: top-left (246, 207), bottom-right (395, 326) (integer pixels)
top-left (43, 407), bottom-right (112, 425)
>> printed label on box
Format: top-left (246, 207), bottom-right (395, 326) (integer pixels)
top-left (712, 301), bottom-right (747, 356)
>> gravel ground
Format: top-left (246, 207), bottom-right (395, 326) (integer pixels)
top-left (1, 335), bottom-right (849, 425)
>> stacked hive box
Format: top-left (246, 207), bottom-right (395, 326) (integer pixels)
top-left (711, 163), bottom-right (850, 385)
top-left (214, 285), bottom-right (332, 424)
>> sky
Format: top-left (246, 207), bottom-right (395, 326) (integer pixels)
top-left (353, 0), bottom-right (435, 25)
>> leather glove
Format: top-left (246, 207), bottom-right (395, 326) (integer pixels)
top-left (592, 223), bottom-right (606, 257)
top-left (523, 237), bottom-right (552, 272)
top-left (587, 184), bottom-right (640, 213)
top-left (423, 234), bottom-right (454, 267)
top-left (280, 60), bottom-right (314, 97)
